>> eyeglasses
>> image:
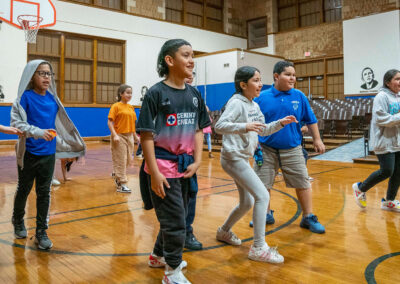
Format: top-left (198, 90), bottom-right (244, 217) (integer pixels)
top-left (35, 71), bottom-right (55, 78)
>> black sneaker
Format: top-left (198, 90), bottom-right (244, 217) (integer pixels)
top-left (13, 221), bottom-right (27, 239)
top-left (184, 232), bottom-right (203, 250)
top-left (35, 230), bottom-right (53, 250)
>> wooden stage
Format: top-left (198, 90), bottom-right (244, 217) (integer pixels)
top-left (0, 142), bottom-right (399, 283)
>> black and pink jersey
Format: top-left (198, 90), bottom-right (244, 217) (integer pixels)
top-left (137, 81), bottom-right (211, 178)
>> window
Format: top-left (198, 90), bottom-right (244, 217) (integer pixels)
top-left (186, 0), bottom-right (204, 28)
top-left (28, 30), bottom-right (125, 104)
top-left (299, 0), bottom-right (321, 27)
top-left (324, 0), bottom-right (342, 23)
top-left (294, 56), bottom-right (343, 99)
top-left (205, 0), bottom-right (223, 32)
top-left (166, 0), bottom-right (183, 23)
top-left (70, 0), bottom-right (123, 10)
top-left (279, 0), bottom-right (342, 32)
top-left (278, 0), bottom-right (297, 32)
top-left (247, 17), bottom-right (267, 49)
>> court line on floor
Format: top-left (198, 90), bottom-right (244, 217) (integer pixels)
top-left (0, 182), bottom-right (236, 225)
top-left (365, 252), bottom-right (400, 284)
top-left (0, 165), bottom-right (348, 255)
top-left (0, 187), bottom-right (300, 256)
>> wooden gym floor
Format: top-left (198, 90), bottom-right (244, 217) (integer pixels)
top-left (0, 142), bottom-right (399, 283)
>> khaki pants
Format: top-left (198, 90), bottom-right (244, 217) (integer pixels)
top-left (111, 133), bottom-right (134, 184)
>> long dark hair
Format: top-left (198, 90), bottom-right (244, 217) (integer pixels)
top-left (383, 69), bottom-right (400, 90)
top-left (234, 66), bottom-right (260, 93)
top-left (117, 84), bottom-right (132, 102)
top-left (156, 39), bottom-right (191, 78)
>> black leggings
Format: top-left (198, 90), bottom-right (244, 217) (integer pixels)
top-left (359, 151), bottom-right (400, 200)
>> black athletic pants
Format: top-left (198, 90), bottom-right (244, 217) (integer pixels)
top-left (150, 176), bottom-right (189, 269)
top-left (359, 151), bottom-right (400, 201)
top-left (13, 151), bottom-right (55, 231)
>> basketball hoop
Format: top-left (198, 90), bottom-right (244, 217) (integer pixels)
top-left (17, 15), bottom-right (43, 44)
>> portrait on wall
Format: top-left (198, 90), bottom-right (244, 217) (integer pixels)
top-left (140, 86), bottom-right (148, 102)
top-left (0, 84), bottom-right (4, 102)
top-left (360, 67), bottom-right (379, 90)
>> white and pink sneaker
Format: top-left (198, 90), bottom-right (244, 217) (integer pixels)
top-left (248, 244), bottom-right (284, 264)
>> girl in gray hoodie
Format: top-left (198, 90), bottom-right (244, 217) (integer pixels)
top-left (353, 69), bottom-right (400, 212)
top-left (215, 66), bottom-right (297, 263)
top-left (10, 59), bottom-right (85, 250)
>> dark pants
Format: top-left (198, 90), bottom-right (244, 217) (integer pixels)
top-left (136, 143), bottom-right (142, 156)
top-left (13, 152), bottom-right (55, 230)
top-left (359, 151), bottom-right (400, 200)
top-left (150, 177), bottom-right (189, 269)
top-left (185, 193), bottom-right (197, 235)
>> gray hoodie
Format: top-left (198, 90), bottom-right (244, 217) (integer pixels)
top-left (369, 87), bottom-right (400, 154)
top-left (215, 93), bottom-right (283, 161)
top-left (10, 59), bottom-right (86, 168)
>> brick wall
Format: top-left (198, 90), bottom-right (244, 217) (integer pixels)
top-left (126, 0), bottom-right (165, 19)
top-left (342, 0), bottom-right (399, 20)
top-left (225, 0), bottom-right (275, 37)
top-left (275, 22), bottom-right (343, 60)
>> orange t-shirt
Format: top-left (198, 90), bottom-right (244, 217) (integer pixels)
top-left (108, 102), bottom-right (137, 134)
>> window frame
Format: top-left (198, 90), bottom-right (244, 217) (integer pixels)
top-left (27, 29), bottom-right (125, 106)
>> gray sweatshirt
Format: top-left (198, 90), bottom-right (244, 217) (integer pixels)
top-left (10, 59), bottom-right (86, 168)
top-left (215, 93), bottom-right (283, 160)
top-left (369, 87), bottom-right (400, 154)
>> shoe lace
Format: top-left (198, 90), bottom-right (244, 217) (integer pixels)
top-left (37, 230), bottom-right (48, 239)
top-left (15, 223), bottom-right (25, 230)
top-left (308, 215), bottom-right (319, 224)
top-left (359, 192), bottom-right (366, 201)
top-left (227, 230), bottom-right (239, 241)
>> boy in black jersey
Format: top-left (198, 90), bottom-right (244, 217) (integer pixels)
top-left (137, 39), bottom-right (210, 284)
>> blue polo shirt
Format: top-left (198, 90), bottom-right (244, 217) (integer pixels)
top-left (254, 86), bottom-right (317, 149)
top-left (20, 89), bottom-right (59, 155)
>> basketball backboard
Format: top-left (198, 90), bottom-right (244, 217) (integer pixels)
top-left (0, 0), bottom-right (56, 29)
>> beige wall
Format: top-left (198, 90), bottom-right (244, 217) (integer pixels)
top-left (275, 22), bottom-right (343, 60)
top-left (342, 0), bottom-right (399, 20)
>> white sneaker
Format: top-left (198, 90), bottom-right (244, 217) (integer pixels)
top-left (216, 227), bottom-right (241, 246)
top-left (248, 244), bottom-right (284, 263)
top-left (51, 179), bottom-right (60, 186)
top-left (148, 253), bottom-right (187, 269)
top-left (162, 263), bottom-right (191, 284)
top-left (308, 176), bottom-right (314, 181)
top-left (117, 185), bottom-right (131, 193)
top-left (352, 182), bottom-right (367, 208)
top-left (381, 198), bottom-right (400, 212)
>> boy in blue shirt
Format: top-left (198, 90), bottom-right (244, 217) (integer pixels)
top-left (253, 61), bottom-right (326, 234)
top-left (11, 60), bottom-right (85, 250)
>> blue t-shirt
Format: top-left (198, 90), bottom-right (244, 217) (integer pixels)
top-left (20, 89), bottom-right (59, 155)
top-left (254, 86), bottom-right (317, 149)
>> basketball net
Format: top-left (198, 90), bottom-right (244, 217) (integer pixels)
top-left (17, 15), bottom-right (43, 44)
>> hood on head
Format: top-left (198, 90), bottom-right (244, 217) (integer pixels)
top-left (17, 59), bottom-right (57, 100)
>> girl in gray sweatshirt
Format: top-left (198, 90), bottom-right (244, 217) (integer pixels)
top-left (353, 69), bottom-right (400, 212)
top-left (215, 66), bottom-right (297, 263)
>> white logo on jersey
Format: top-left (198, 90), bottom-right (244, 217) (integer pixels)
top-left (193, 97), bottom-right (198, 107)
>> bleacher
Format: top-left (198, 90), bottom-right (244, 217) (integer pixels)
top-left (205, 98), bottom-right (374, 156)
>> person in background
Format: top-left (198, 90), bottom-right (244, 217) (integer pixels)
top-left (215, 66), bottom-right (297, 263)
top-left (353, 69), bottom-right (400, 212)
top-left (11, 59), bottom-right (85, 250)
top-left (108, 84), bottom-right (140, 193)
top-left (253, 60), bottom-right (326, 234)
